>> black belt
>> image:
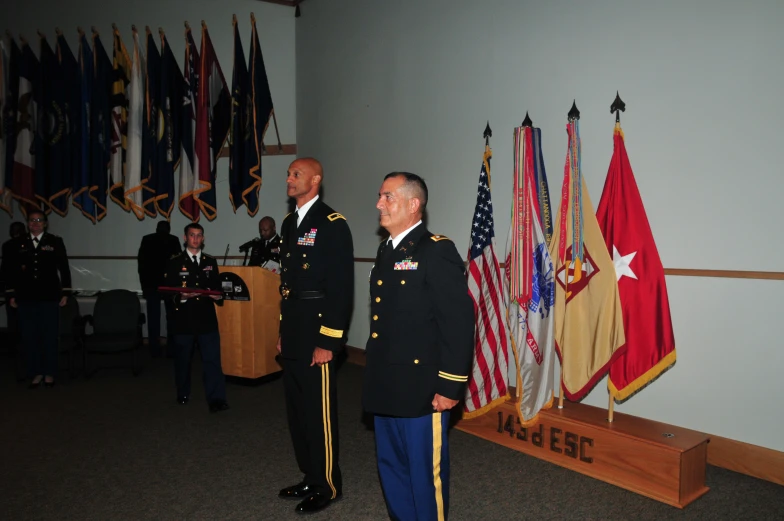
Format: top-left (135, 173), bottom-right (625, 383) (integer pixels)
top-left (280, 287), bottom-right (325, 300)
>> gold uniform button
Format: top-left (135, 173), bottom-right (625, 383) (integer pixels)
top-left (286, 253), bottom-right (290, 258)
top-left (414, 359), bottom-right (419, 364)
top-left (400, 280), bottom-right (406, 285)
top-left (375, 297), bottom-right (381, 303)
top-left (372, 332), bottom-right (378, 339)
top-left (318, 313), bottom-right (322, 317)
top-left (303, 253), bottom-right (307, 258)
top-left (377, 280), bottom-right (383, 286)
top-left (373, 315), bottom-right (378, 321)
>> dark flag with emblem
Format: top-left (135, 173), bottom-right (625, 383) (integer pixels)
top-left (179, 26), bottom-right (199, 221)
top-left (109, 27), bottom-right (131, 210)
top-left (549, 119), bottom-right (625, 401)
top-left (90, 32), bottom-right (112, 221)
top-left (229, 16), bottom-right (248, 213)
top-left (11, 39), bottom-right (39, 215)
top-left (0, 39), bottom-right (13, 215)
top-left (463, 139), bottom-right (509, 419)
top-left (245, 13), bottom-right (275, 216)
top-left (194, 23), bottom-right (229, 221)
top-left (73, 30), bottom-right (96, 222)
top-left (37, 35), bottom-right (70, 215)
top-left (141, 27), bottom-right (159, 217)
top-left (155, 30), bottom-right (183, 219)
top-left (57, 31), bottom-right (80, 217)
top-left (597, 123), bottom-right (676, 402)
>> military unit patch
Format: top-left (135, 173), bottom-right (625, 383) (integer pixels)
top-left (298, 228), bottom-right (318, 246)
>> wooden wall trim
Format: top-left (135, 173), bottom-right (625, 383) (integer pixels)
top-left (342, 345), bottom-right (784, 486)
top-left (13, 256), bottom-right (780, 281)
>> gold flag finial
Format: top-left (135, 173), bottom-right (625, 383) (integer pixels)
top-left (112, 23), bottom-right (118, 32)
top-left (250, 12), bottom-right (257, 24)
top-left (131, 25), bottom-right (137, 34)
top-left (37, 29), bottom-right (46, 40)
top-left (77, 27), bottom-right (85, 37)
top-left (145, 26), bottom-right (152, 37)
top-left (18, 33), bottom-right (28, 45)
top-left (55, 27), bottom-right (63, 36)
top-left (184, 21), bottom-right (191, 31)
top-left (201, 20), bottom-right (207, 30)
top-left (91, 26), bottom-right (99, 36)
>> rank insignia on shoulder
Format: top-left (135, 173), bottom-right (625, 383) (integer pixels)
top-left (430, 235), bottom-right (451, 242)
top-left (327, 212), bottom-right (346, 222)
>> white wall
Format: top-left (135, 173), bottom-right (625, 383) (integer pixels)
top-left (0, 0), bottom-right (297, 290)
top-left (296, 0), bottom-right (784, 451)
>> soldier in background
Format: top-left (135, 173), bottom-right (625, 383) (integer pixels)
top-left (138, 221), bottom-right (181, 357)
top-left (245, 216), bottom-right (281, 267)
top-left (164, 223), bottom-right (229, 413)
top-left (6, 211), bottom-right (72, 388)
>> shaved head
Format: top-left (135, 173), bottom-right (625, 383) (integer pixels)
top-left (286, 157), bottom-right (324, 205)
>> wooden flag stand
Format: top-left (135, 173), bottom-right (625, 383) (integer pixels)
top-left (455, 399), bottom-right (710, 508)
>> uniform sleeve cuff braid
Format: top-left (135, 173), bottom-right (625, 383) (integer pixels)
top-left (319, 326), bottom-right (344, 338)
top-left (438, 371), bottom-right (468, 383)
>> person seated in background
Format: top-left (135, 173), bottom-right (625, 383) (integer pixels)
top-left (244, 216), bottom-right (281, 268)
top-left (137, 221), bottom-right (182, 357)
top-left (1, 222), bottom-right (27, 350)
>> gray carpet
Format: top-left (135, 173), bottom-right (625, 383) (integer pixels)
top-left (1, 353), bottom-right (782, 520)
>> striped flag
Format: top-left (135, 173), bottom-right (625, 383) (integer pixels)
top-left (124, 28), bottom-right (145, 219)
top-left (109, 27), bottom-right (131, 210)
top-left (11, 40), bottom-right (38, 216)
top-left (506, 126), bottom-right (556, 426)
top-left (463, 143), bottom-right (510, 419)
top-left (179, 27), bottom-right (200, 221)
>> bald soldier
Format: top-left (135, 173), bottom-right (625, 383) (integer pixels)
top-left (276, 158), bottom-right (354, 514)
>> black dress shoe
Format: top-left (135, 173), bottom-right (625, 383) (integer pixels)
top-left (209, 401), bottom-right (230, 413)
top-left (28, 381), bottom-right (42, 389)
top-left (44, 380), bottom-right (55, 388)
top-left (178, 396), bottom-right (189, 405)
top-left (295, 492), bottom-right (341, 514)
top-left (278, 482), bottom-right (312, 500)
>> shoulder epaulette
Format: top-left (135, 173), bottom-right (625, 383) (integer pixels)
top-left (430, 234), bottom-right (451, 242)
top-left (283, 212), bottom-right (292, 221)
top-left (327, 212), bottom-right (346, 222)
top-left (203, 253), bottom-right (213, 258)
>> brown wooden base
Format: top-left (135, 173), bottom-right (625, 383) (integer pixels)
top-left (456, 400), bottom-right (709, 508)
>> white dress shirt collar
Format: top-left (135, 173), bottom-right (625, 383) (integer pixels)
top-left (187, 249), bottom-right (203, 264)
top-left (296, 195), bottom-right (319, 226)
top-left (389, 220), bottom-right (423, 249)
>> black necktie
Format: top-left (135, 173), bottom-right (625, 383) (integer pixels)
top-left (192, 255), bottom-right (199, 267)
top-left (33, 236), bottom-right (39, 245)
top-left (382, 240), bottom-right (394, 262)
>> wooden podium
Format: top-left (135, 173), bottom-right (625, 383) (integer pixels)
top-left (216, 266), bottom-right (282, 379)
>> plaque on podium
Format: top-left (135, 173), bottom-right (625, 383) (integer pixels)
top-left (215, 266), bottom-right (282, 378)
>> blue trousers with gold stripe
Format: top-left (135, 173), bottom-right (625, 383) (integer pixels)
top-left (375, 412), bottom-right (450, 521)
top-left (282, 358), bottom-right (341, 498)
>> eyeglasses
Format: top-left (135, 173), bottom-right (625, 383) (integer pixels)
top-left (29, 218), bottom-right (45, 223)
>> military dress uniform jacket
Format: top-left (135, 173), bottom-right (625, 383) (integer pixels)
top-left (279, 199), bottom-right (354, 360)
top-left (248, 234), bottom-right (281, 267)
top-left (5, 233), bottom-right (72, 302)
top-left (363, 225), bottom-right (475, 418)
top-left (138, 233), bottom-right (182, 290)
top-left (164, 251), bottom-right (223, 335)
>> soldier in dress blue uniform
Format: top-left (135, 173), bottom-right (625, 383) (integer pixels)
top-left (163, 223), bottom-right (229, 413)
top-left (5, 210), bottom-right (72, 388)
top-left (363, 173), bottom-right (475, 521)
top-left (276, 158), bottom-right (354, 515)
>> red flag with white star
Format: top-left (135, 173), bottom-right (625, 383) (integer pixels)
top-left (596, 123), bottom-right (676, 401)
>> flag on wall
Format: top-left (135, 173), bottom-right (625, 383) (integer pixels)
top-left (463, 142), bottom-right (510, 419)
top-left (155, 30), bottom-right (182, 219)
top-left (57, 31), bottom-right (81, 218)
top-left (90, 32), bottom-right (112, 221)
top-left (37, 35), bottom-right (70, 215)
top-left (596, 123), bottom-right (676, 401)
top-left (109, 27), bottom-right (131, 210)
top-left (0, 39), bottom-right (11, 215)
top-left (194, 23), bottom-right (230, 221)
top-left (11, 40), bottom-right (39, 215)
top-left (124, 28), bottom-right (145, 219)
top-left (229, 16), bottom-right (248, 213)
top-left (549, 120), bottom-right (626, 401)
top-left (245, 14), bottom-right (275, 216)
top-left (141, 27), bottom-right (159, 217)
top-left (506, 125), bottom-right (556, 425)
top-left (74, 31), bottom-right (97, 222)
top-left (179, 26), bottom-right (200, 221)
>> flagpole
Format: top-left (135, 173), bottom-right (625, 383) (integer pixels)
top-left (608, 395), bottom-right (615, 422)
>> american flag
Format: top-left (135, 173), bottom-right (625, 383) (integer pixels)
top-left (463, 144), bottom-right (510, 418)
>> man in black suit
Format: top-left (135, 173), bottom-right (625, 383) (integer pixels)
top-left (277, 157), bottom-right (354, 515)
top-left (247, 216), bottom-right (281, 267)
top-left (363, 172), bottom-right (474, 521)
top-left (1, 221), bottom-right (26, 349)
top-left (163, 223), bottom-right (229, 413)
top-left (5, 211), bottom-right (73, 388)
top-left (138, 221), bottom-right (181, 357)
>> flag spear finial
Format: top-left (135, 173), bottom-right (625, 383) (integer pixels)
top-left (483, 121), bottom-right (492, 146)
top-left (184, 21), bottom-right (191, 31)
top-left (251, 12), bottom-right (256, 24)
top-left (112, 23), bottom-right (118, 32)
top-left (610, 91), bottom-right (626, 123)
top-left (77, 27), bottom-right (85, 37)
top-left (233, 14), bottom-right (238, 25)
top-left (91, 26), bottom-right (99, 36)
top-left (522, 112), bottom-right (533, 128)
top-left (37, 29), bottom-right (46, 40)
top-left (568, 100), bottom-right (580, 121)
top-left (18, 33), bottom-right (28, 45)
top-left (55, 27), bottom-right (63, 36)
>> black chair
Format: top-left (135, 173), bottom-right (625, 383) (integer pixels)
top-left (83, 290), bottom-right (146, 378)
top-left (58, 295), bottom-right (84, 379)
